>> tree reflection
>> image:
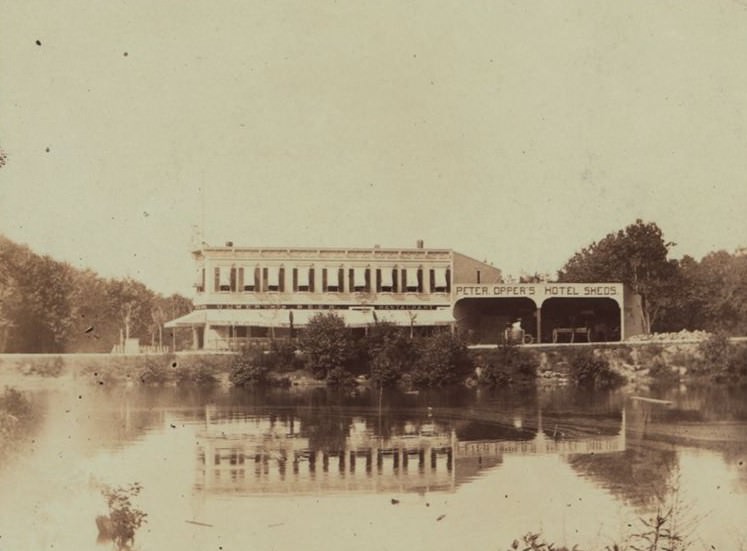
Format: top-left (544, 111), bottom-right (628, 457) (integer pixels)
top-left (568, 444), bottom-right (678, 510)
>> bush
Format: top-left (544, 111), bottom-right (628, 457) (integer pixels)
top-left (477, 345), bottom-right (539, 387)
top-left (368, 324), bottom-right (417, 387)
top-left (229, 346), bottom-right (272, 386)
top-left (648, 356), bottom-right (679, 384)
top-left (698, 332), bottom-right (731, 371)
top-left (727, 344), bottom-right (747, 379)
top-left (173, 358), bottom-right (219, 385)
top-left (567, 349), bottom-right (626, 389)
top-left (98, 483), bottom-right (147, 550)
top-left (636, 343), bottom-right (665, 367)
top-left (411, 332), bottom-right (473, 388)
top-left (298, 313), bottom-right (356, 382)
top-left (268, 339), bottom-right (304, 373)
top-left (136, 356), bottom-right (173, 385)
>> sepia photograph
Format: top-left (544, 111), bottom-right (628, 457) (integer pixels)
top-left (1, 2), bottom-right (746, 550)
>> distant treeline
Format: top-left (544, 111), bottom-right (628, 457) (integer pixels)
top-left (0, 235), bottom-right (192, 353)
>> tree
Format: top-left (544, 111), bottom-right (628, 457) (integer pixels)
top-left (558, 220), bottom-right (677, 334)
top-left (367, 323), bottom-right (417, 387)
top-left (298, 312), bottom-right (355, 381)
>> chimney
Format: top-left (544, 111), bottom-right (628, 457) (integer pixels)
top-left (225, 241), bottom-right (233, 247)
top-left (416, 239), bottom-right (424, 249)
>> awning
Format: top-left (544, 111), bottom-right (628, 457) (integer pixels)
top-left (405, 267), bottom-right (419, 288)
top-left (164, 310), bottom-right (207, 328)
top-left (353, 267), bottom-right (366, 287)
top-left (326, 267), bottom-right (339, 286)
top-left (434, 267), bottom-right (448, 288)
top-left (165, 307), bottom-right (455, 329)
top-left (380, 268), bottom-right (393, 287)
top-left (297, 267), bottom-right (310, 287)
top-left (374, 308), bottom-right (455, 326)
top-left (267, 267), bottom-right (280, 287)
top-left (219, 267), bottom-right (231, 286)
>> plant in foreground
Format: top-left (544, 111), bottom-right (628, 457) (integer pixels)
top-left (97, 482), bottom-right (147, 550)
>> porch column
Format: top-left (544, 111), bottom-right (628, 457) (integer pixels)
top-left (192, 326), bottom-right (199, 350)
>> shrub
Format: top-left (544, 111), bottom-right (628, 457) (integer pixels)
top-left (411, 332), bottom-right (473, 388)
top-left (268, 339), bottom-right (304, 373)
top-left (648, 356), bottom-right (679, 384)
top-left (368, 324), bottom-right (417, 387)
top-left (478, 345), bottom-right (539, 387)
top-left (98, 483), bottom-right (148, 550)
top-left (567, 348), bottom-right (626, 389)
top-left (613, 345), bottom-right (635, 365)
top-left (174, 358), bottom-right (219, 386)
top-left (136, 356), bottom-right (172, 385)
top-left (636, 343), bottom-right (665, 367)
top-left (698, 332), bottom-right (731, 371)
top-left (229, 346), bottom-right (272, 386)
top-left (298, 313), bottom-right (356, 381)
top-left (727, 344), bottom-right (747, 379)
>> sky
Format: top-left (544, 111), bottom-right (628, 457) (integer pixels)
top-left (1, 1), bottom-right (746, 296)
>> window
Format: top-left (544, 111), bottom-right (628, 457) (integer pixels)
top-left (215, 267), bottom-right (231, 292)
top-left (309, 268), bottom-right (315, 293)
top-left (352, 267), bottom-right (367, 292)
top-left (214, 267), bottom-right (220, 292)
top-left (244, 267), bottom-right (258, 292)
top-left (476, 270), bottom-right (481, 284)
top-left (405, 267), bottom-right (419, 292)
top-left (195, 267), bottom-right (205, 293)
top-left (266, 267), bottom-right (281, 292)
top-left (433, 267), bottom-right (449, 292)
top-left (296, 267), bottom-right (310, 292)
top-left (325, 267), bottom-right (341, 292)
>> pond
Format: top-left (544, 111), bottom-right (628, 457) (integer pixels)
top-left (0, 372), bottom-right (746, 551)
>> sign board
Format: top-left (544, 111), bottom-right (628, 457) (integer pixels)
top-left (453, 283), bottom-right (624, 305)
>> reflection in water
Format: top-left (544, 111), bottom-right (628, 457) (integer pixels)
top-left (194, 403), bottom-right (626, 496)
top-left (0, 381), bottom-right (745, 551)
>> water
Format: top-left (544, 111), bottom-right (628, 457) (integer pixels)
top-left (1, 374), bottom-right (746, 551)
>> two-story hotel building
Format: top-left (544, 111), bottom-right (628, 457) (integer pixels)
top-left (165, 241), bottom-right (501, 350)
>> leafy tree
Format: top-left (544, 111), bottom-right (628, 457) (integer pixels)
top-left (558, 220), bottom-right (677, 334)
top-left (411, 331), bottom-right (473, 387)
top-left (367, 323), bottom-right (417, 387)
top-left (298, 312), bottom-right (356, 381)
top-left (0, 234), bottom-right (192, 352)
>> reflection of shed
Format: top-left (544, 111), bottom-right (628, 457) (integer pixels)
top-left (453, 283), bottom-right (645, 344)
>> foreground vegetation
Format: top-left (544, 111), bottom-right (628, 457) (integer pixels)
top-left (5, 318), bottom-right (745, 390)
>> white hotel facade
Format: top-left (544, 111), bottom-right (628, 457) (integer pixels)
top-left (166, 241), bottom-right (501, 350)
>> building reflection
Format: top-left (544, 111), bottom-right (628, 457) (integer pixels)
top-left (194, 406), bottom-right (627, 496)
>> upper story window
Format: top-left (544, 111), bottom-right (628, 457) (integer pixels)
top-left (214, 267), bottom-right (231, 292)
top-left (243, 266), bottom-right (259, 292)
top-left (430, 267), bottom-right (451, 292)
top-left (264, 266), bottom-right (284, 292)
top-left (324, 267), bottom-right (343, 292)
top-left (294, 267), bottom-right (311, 292)
top-left (404, 267), bottom-right (421, 292)
top-left (351, 267), bottom-right (368, 292)
top-left (194, 267), bottom-right (205, 293)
